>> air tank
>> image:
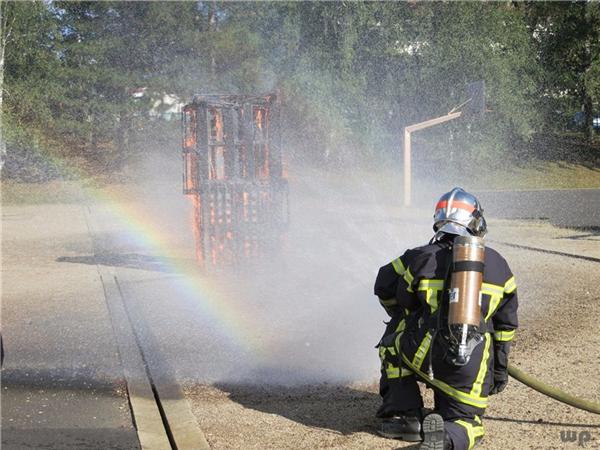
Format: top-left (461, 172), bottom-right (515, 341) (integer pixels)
top-left (447, 235), bottom-right (485, 365)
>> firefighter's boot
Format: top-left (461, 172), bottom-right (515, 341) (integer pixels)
top-left (378, 408), bottom-right (422, 441)
top-left (420, 413), bottom-right (451, 450)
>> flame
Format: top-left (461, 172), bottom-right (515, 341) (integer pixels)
top-left (210, 108), bottom-right (224, 141)
top-left (253, 107), bottom-right (270, 178)
top-left (190, 194), bottom-right (203, 264)
top-left (209, 108), bottom-right (225, 180)
top-left (185, 152), bottom-right (198, 192)
top-left (183, 108), bottom-right (197, 149)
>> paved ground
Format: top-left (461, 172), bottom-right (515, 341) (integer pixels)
top-left (1, 175), bottom-right (599, 449)
top-left (477, 188), bottom-right (600, 229)
top-left (1, 203), bottom-right (139, 449)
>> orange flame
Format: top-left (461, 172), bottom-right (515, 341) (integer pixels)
top-left (190, 194), bottom-right (203, 264)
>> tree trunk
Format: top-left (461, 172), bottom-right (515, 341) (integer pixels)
top-left (208, 0), bottom-right (217, 83)
top-left (583, 91), bottom-right (594, 141)
top-left (0, 0), bottom-right (8, 172)
top-left (115, 108), bottom-right (130, 169)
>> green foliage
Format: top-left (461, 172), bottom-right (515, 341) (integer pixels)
top-left (522, 1), bottom-right (600, 139)
top-left (2, 1), bottom-right (61, 145)
top-left (1, 0), bottom-right (598, 180)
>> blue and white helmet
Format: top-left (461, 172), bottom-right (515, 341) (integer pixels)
top-left (433, 187), bottom-right (487, 238)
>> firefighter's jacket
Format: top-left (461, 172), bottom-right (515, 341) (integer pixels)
top-left (374, 238), bottom-right (518, 410)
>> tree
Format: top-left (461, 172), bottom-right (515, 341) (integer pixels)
top-left (3, 1), bottom-right (592, 178)
top-left (523, 1), bottom-right (600, 140)
top-left (1, 0), bottom-right (66, 179)
top-left (0, 0), bottom-right (11, 170)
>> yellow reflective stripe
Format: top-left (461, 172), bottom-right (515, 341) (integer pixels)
top-left (382, 338), bottom-right (407, 380)
top-left (401, 367), bottom-right (413, 378)
top-left (470, 333), bottom-right (491, 398)
top-left (379, 298), bottom-right (398, 307)
top-left (411, 332), bottom-right (432, 370)
top-left (395, 330), bottom-right (403, 353)
top-left (379, 345), bottom-right (397, 361)
top-left (484, 294), bottom-right (502, 321)
top-left (380, 344), bottom-right (401, 379)
top-left (387, 364), bottom-right (413, 379)
top-left (391, 331), bottom-right (413, 379)
top-left (404, 268), bottom-right (415, 293)
top-left (475, 426), bottom-right (484, 438)
top-left (474, 415), bottom-right (482, 425)
top-left (391, 257), bottom-right (406, 275)
top-left (395, 319), bottom-right (406, 333)
top-left (494, 330), bottom-right (515, 342)
top-left (386, 364), bottom-right (400, 379)
top-left (418, 279), bottom-right (444, 313)
top-left (504, 276), bottom-right (517, 294)
top-left (455, 420), bottom-right (475, 449)
top-left (401, 354), bottom-right (489, 408)
top-left (425, 290), bottom-right (439, 313)
top-left (419, 279), bottom-right (444, 289)
top-left (455, 420), bottom-right (485, 450)
top-left (481, 282), bottom-right (504, 297)
top-left (483, 278), bottom-right (516, 321)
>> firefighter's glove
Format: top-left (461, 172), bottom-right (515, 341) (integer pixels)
top-left (490, 340), bottom-right (511, 395)
top-left (490, 377), bottom-right (508, 395)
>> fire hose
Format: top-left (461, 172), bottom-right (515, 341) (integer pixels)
top-left (508, 364), bottom-right (600, 415)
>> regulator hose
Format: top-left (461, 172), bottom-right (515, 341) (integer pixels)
top-left (508, 364), bottom-right (600, 415)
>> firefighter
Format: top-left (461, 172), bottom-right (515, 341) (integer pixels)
top-left (374, 187), bottom-right (518, 450)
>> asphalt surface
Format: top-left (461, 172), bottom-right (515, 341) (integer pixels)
top-left (1, 203), bottom-right (140, 450)
top-left (477, 188), bottom-right (600, 229)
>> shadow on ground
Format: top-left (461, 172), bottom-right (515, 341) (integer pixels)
top-left (1, 367), bottom-right (125, 393)
top-left (213, 382), bottom-right (600, 445)
top-left (1, 368), bottom-right (140, 450)
top-left (1, 428), bottom-right (139, 450)
top-left (213, 382), bottom-right (415, 441)
top-left (556, 227), bottom-right (600, 240)
top-left (57, 253), bottom-right (171, 272)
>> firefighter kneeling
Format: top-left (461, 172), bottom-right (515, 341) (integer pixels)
top-left (374, 188), bottom-right (518, 450)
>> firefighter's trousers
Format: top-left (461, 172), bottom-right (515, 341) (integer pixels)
top-left (378, 322), bottom-right (491, 450)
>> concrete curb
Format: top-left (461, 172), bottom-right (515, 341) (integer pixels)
top-left (99, 268), bottom-right (172, 450)
top-left (84, 203), bottom-right (210, 449)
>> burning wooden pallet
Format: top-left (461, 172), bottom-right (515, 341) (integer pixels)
top-left (182, 94), bottom-right (288, 267)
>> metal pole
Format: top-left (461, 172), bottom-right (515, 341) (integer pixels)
top-left (402, 111), bottom-right (462, 208)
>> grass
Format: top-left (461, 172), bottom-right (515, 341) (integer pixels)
top-left (342, 160), bottom-right (600, 195)
top-left (2, 159), bottom-right (599, 207)
top-left (1, 179), bottom-right (88, 205)
top-left (476, 161), bottom-right (600, 191)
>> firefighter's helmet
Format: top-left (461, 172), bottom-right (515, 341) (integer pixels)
top-left (433, 187), bottom-right (487, 238)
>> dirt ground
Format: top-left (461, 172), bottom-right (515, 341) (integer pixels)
top-left (184, 221), bottom-right (600, 450)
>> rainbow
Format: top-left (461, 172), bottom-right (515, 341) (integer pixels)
top-left (14, 145), bottom-right (264, 356)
